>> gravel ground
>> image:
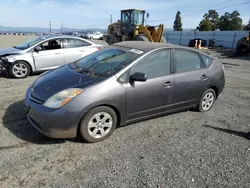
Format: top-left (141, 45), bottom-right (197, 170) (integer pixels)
top-left (0, 48), bottom-right (250, 188)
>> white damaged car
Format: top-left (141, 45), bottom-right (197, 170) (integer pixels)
top-left (0, 35), bottom-right (103, 78)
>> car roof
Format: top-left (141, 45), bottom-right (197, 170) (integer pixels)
top-left (37, 34), bottom-right (88, 40)
top-left (112, 41), bottom-right (211, 56)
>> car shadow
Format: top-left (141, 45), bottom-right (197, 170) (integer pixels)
top-left (2, 100), bottom-right (83, 146)
top-left (203, 124), bottom-right (250, 140)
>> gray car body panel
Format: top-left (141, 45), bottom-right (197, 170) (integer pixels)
top-left (25, 42), bottom-right (225, 138)
top-left (1, 35), bottom-right (102, 72)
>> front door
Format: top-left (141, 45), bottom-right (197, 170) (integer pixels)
top-left (33, 38), bottom-right (64, 70)
top-left (125, 49), bottom-right (174, 121)
top-left (172, 49), bottom-right (209, 107)
top-left (63, 38), bottom-right (92, 64)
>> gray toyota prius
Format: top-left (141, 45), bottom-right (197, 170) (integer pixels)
top-left (24, 41), bottom-right (225, 143)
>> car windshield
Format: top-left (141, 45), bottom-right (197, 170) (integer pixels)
top-left (13, 36), bottom-right (50, 50)
top-left (69, 46), bottom-right (143, 77)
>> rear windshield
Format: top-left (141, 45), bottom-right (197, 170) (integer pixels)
top-left (69, 46), bottom-right (143, 77)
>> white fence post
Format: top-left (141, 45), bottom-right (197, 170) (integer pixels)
top-left (179, 32), bottom-right (182, 45)
top-left (232, 31), bottom-right (237, 48)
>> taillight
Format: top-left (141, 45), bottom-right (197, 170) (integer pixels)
top-left (97, 46), bottom-right (103, 50)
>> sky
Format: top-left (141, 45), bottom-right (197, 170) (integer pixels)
top-left (0, 0), bottom-right (249, 29)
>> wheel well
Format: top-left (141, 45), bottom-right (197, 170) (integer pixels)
top-left (77, 104), bottom-right (121, 130)
top-left (97, 104), bottom-right (121, 126)
top-left (14, 60), bottom-right (33, 73)
top-left (210, 86), bottom-right (218, 98)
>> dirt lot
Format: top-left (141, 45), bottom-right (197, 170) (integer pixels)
top-left (0, 35), bottom-right (36, 48)
top-left (0, 37), bottom-right (250, 188)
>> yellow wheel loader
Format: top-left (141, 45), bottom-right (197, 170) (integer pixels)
top-left (103, 9), bottom-right (166, 45)
top-left (236, 31), bottom-right (250, 55)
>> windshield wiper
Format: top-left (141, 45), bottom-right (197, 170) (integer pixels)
top-left (76, 67), bottom-right (105, 78)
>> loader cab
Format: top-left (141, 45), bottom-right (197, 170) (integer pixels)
top-left (120, 9), bottom-right (146, 35)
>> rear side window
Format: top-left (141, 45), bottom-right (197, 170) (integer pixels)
top-left (64, 38), bottom-right (91, 48)
top-left (200, 54), bottom-right (213, 67)
top-left (175, 50), bottom-right (201, 73)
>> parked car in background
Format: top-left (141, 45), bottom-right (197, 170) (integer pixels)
top-left (86, 31), bottom-right (104, 40)
top-left (25, 41), bottom-right (225, 143)
top-left (0, 35), bottom-right (103, 78)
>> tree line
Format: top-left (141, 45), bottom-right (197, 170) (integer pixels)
top-left (173, 9), bottom-right (250, 31)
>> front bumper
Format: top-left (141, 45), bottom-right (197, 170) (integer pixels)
top-left (24, 89), bottom-right (85, 139)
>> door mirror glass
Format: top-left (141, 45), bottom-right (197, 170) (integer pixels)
top-left (130, 72), bottom-right (147, 82)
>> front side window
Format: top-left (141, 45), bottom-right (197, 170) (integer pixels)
top-left (69, 47), bottom-right (142, 77)
top-left (38, 39), bottom-right (62, 51)
top-left (130, 50), bottom-right (171, 79)
top-left (175, 50), bottom-right (202, 73)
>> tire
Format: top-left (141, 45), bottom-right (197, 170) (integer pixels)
top-left (133, 35), bottom-right (149, 41)
top-left (197, 89), bottom-right (216, 112)
top-left (9, 61), bottom-right (31, 78)
top-left (236, 44), bottom-right (249, 54)
top-left (79, 106), bottom-right (117, 143)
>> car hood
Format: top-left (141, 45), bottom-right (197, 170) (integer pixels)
top-left (30, 65), bottom-right (102, 102)
top-left (0, 47), bottom-right (23, 56)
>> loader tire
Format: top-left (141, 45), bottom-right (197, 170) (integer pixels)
top-left (236, 44), bottom-right (249, 55)
top-left (133, 35), bottom-right (149, 41)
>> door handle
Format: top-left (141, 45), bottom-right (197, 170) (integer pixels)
top-left (55, 52), bottom-right (62, 55)
top-left (201, 74), bottom-right (208, 80)
top-left (163, 81), bottom-right (173, 88)
top-left (79, 49), bottom-right (85, 52)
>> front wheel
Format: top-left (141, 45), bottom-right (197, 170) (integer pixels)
top-left (9, 61), bottom-right (31, 78)
top-left (79, 106), bottom-right (117, 143)
top-left (197, 89), bottom-right (216, 112)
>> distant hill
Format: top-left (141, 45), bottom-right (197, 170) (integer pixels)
top-left (0, 25), bottom-right (107, 33)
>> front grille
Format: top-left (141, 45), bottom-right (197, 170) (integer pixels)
top-left (29, 93), bottom-right (44, 104)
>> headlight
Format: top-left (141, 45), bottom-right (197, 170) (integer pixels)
top-left (43, 88), bottom-right (83, 109)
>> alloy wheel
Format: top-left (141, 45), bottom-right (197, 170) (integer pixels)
top-left (12, 63), bottom-right (28, 78)
top-left (87, 112), bottom-right (113, 139)
top-left (202, 92), bottom-right (215, 111)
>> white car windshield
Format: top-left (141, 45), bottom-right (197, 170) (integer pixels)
top-left (14, 36), bottom-right (51, 50)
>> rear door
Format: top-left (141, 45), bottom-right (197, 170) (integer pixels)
top-left (172, 49), bottom-right (210, 107)
top-left (32, 38), bottom-right (64, 70)
top-left (63, 38), bottom-right (93, 64)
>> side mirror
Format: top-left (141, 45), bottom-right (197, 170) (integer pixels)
top-left (147, 13), bottom-right (149, 18)
top-left (130, 72), bottom-right (147, 82)
top-left (34, 46), bottom-right (42, 52)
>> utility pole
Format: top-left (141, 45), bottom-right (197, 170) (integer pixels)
top-left (61, 22), bottom-right (64, 34)
top-left (49, 21), bottom-right (51, 34)
top-left (110, 15), bottom-right (112, 24)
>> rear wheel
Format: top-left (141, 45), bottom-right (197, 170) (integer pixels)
top-left (133, 35), bottom-right (149, 41)
top-left (79, 106), bottom-right (117, 143)
top-left (197, 89), bottom-right (216, 112)
top-left (236, 44), bottom-right (249, 54)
